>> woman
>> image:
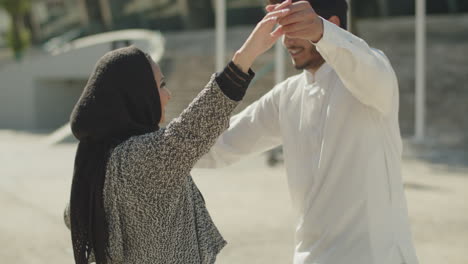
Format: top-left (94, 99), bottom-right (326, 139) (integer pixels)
top-left (64, 7), bottom-right (290, 264)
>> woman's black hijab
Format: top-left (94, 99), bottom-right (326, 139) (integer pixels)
top-left (69, 46), bottom-right (161, 264)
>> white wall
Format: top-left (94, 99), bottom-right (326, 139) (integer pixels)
top-left (34, 79), bottom-right (86, 129)
top-left (0, 47), bottom-right (106, 130)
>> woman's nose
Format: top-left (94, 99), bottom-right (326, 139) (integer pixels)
top-left (167, 89), bottom-right (172, 100)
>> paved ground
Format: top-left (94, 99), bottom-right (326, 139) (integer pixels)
top-left (0, 130), bottom-right (467, 263)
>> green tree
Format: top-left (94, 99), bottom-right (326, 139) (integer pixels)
top-left (0, 0), bottom-right (31, 60)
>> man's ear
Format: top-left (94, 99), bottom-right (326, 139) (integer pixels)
top-left (327, 16), bottom-right (341, 28)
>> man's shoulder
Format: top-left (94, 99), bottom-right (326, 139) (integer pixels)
top-left (370, 47), bottom-right (391, 62)
top-left (370, 46), bottom-right (384, 54)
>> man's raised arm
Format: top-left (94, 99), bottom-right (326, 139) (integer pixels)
top-left (272, 1), bottom-right (398, 115)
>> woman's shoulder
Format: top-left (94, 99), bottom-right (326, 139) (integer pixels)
top-left (108, 129), bottom-right (167, 169)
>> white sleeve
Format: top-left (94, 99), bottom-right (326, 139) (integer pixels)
top-left (196, 84), bottom-right (283, 168)
top-left (315, 18), bottom-right (398, 115)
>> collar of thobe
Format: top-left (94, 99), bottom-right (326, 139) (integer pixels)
top-left (304, 63), bottom-right (333, 85)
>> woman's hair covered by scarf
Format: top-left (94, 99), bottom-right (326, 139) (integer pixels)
top-left (69, 46), bottom-right (161, 263)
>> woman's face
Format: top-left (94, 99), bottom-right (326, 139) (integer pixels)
top-left (149, 60), bottom-right (171, 124)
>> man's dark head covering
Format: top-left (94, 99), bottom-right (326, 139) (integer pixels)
top-left (268, 0), bottom-right (348, 29)
top-left (69, 46), bottom-right (161, 264)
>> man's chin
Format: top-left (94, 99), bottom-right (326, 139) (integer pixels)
top-left (292, 58), bottom-right (325, 71)
top-left (291, 57), bottom-right (314, 70)
top-left (294, 64), bottom-right (306, 70)
top-left (293, 62), bottom-right (309, 70)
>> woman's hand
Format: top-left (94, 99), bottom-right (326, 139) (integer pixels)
top-left (270, 1), bottom-right (324, 43)
top-left (232, 0), bottom-right (292, 72)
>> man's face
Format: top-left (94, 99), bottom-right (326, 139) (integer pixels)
top-left (283, 35), bottom-right (325, 71)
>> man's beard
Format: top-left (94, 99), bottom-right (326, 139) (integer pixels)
top-left (292, 45), bottom-right (325, 71)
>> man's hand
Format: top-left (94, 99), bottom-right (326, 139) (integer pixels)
top-left (268, 1), bottom-right (324, 43)
top-left (233, 0), bottom-right (292, 72)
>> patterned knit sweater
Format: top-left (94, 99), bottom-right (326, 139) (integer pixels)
top-left (65, 63), bottom-right (254, 263)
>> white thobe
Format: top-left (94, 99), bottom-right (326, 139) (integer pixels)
top-left (197, 19), bottom-right (419, 264)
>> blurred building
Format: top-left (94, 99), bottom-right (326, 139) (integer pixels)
top-left (0, 0), bottom-right (467, 135)
top-left (28, 0), bottom-right (83, 42)
top-left (0, 29), bottom-right (164, 130)
top-left (2, 0), bottom-right (468, 49)
top-left (354, 0), bottom-right (468, 17)
top-left (17, 0), bottom-right (265, 45)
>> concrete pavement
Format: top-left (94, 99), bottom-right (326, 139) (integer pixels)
top-left (0, 131), bottom-right (467, 263)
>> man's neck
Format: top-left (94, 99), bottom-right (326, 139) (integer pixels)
top-left (306, 60), bottom-right (326, 75)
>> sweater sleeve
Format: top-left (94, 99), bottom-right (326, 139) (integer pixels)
top-left (156, 62), bottom-right (254, 167)
top-left (156, 62), bottom-right (254, 169)
top-left (215, 61), bottom-right (255, 101)
top-left (110, 66), bottom-right (254, 196)
top-left (158, 72), bottom-right (248, 170)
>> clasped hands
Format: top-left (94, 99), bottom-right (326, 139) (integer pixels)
top-left (233, 0), bottom-right (324, 72)
top-left (267, 0), bottom-right (324, 43)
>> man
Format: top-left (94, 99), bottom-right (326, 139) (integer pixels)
top-left (197, 0), bottom-right (419, 263)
